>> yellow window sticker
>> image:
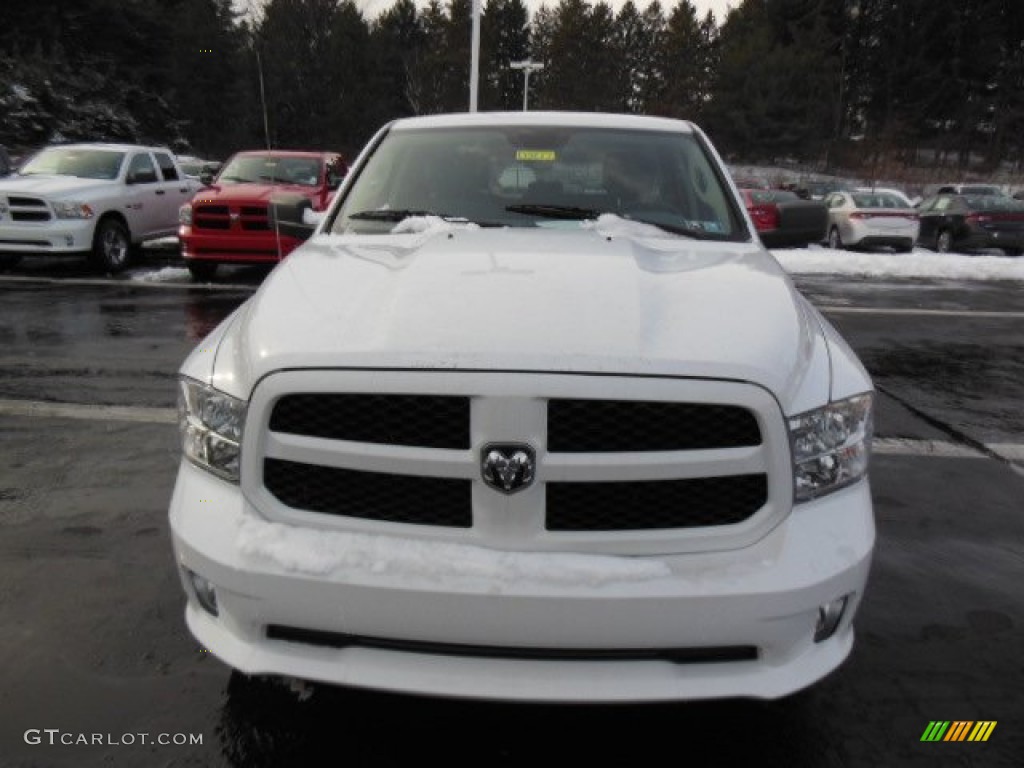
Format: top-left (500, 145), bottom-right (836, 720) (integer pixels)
top-left (516, 150), bottom-right (556, 162)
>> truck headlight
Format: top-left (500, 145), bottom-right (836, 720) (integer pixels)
top-left (52, 201), bottom-right (94, 219)
top-left (178, 377), bottom-right (246, 482)
top-left (789, 393), bottom-right (873, 501)
top-left (179, 204), bottom-right (193, 226)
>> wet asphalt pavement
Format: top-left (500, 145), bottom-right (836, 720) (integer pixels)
top-left (0, 251), bottom-right (1022, 767)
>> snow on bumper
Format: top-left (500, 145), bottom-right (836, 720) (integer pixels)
top-left (170, 461), bottom-right (874, 702)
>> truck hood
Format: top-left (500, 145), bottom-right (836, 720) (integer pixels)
top-left (207, 220), bottom-right (832, 412)
top-left (0, 174), bottom-right (114, 198)
top-left (197, 182), bottom-right (317, 204)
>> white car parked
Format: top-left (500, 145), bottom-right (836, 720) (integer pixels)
top-left (0, 143), bottom-right (200, 272)
top-left (825, 189), bottom-right (920, 252)
top-left (170, 112), bottom-right (875, 702)
top-left (853, 186), bottom-right (915, 207)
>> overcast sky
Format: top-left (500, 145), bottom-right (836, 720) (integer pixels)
top-left (384, 0), bottom-right (736, 21)
top-left (238, 0), bottom-right (736, 24)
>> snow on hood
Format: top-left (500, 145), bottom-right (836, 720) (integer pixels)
top-left (391, 214), bottom-right (479, 234)
top-left (211, 225), bottom-right (827, 408)
top-left (0, 174), bottom-right (115, 198)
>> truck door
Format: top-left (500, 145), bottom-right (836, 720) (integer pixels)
top-left (123, 152), bottom-right (165, 239)
top-left (153, 151), bottom-right (196, 235)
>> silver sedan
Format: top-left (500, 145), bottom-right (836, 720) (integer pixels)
top-left (824, 190), bottom-right (920, 252)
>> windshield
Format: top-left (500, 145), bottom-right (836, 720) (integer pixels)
top-left (19, 147), bottom-right (125, 180)
top-left (748, 189), bottom-right (798, 203)
top-left (851, 192), bottom-right (913, 209)
top-left (217, 154), bottom-right (322, 187)
top-left (331, 124), bottom-right (746, 239)
top-left (963, 195), bottom-right (1024, 211)
top-left (178, 159), bottom-right (204, 177)
top-left (961, 185), bottom-right (1002, 196)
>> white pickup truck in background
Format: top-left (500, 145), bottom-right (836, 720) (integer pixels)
top-left (0, 143), bottom-right (200, 272)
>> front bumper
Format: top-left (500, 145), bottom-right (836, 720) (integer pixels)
top-left (0, 219), bottom-right (95, 255)
top-left (179, 227), bottom-right (298, 264)
top-left (170, 461), bottom-right (874, 702)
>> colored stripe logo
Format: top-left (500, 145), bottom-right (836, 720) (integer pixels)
top-left (921, 721), bottom-right (997, 742)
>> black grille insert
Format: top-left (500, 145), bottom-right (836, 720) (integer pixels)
top-left (546, 474), bottom-right (767, 531)
top-left (548, 399), bottom-right (761, 452)
top-left (270, 393), bottom-right (470, 449)
top-left (264, 458), bottom-right (472, 527)
top-left (266, 625), bottom-right (759, 664)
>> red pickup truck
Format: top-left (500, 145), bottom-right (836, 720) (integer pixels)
top-left (178, 150), bottom-right (346, 280)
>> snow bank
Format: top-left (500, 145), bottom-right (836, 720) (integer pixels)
top-left (130, 266), bottom-right (191, 282)
top-left (774, 246), bottom-right (1024, 281)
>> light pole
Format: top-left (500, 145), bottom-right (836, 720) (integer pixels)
top-left (242, 0), bottom-right (272, 148)
top-left (510, 59), bottom-right (544, 111)
top-left (469, 0), bottom-right (481, 112)
top-left (254, 46), bottom-right (271, 149)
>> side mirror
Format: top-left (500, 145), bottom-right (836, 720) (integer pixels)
top-left (200, 169), bottom-right (215, 186)
top-left (268, 193), bottom-right (317, 243)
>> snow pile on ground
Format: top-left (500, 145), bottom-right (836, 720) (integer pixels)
top-left (774, 246), bottom-right (1024, 281)
top-left (130, 266), bottom-right (191, 282)
top-left (237, 517), bottom-right (671, 589)
top-left (142, 236), bottom-right (180, 250)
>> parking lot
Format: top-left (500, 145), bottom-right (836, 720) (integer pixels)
top-left (0, 252), bottom-right (1022, 767)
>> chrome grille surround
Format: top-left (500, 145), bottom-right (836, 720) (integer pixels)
top-left (1, 195), bottom-right (52, 222)
top-left (242, 370), bottom-right (792, 556)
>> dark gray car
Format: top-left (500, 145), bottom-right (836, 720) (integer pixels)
top-left (917, 193), bottom-right (1024, 255)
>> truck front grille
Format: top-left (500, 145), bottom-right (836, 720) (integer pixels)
top-left (247, 372), bottom-right (787, 553)
top-left (264, 458), bottom-right (473, 527)
top-left (4, 196), bottom-right (52, 222)
top-left (240, 205), bottom-right (269, 231)
top-left (548, 399), bottom-right (760, 452)
top-left (194, 204), bottom-right (230, 229)
top-left (270, 393), bottom-right (470, 449)
top-left (546, 474), bottom-right (768, 530)
top-left (192, 203), bottom-right (270, 231)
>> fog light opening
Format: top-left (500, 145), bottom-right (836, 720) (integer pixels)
top-left (814, 595), bottom-right (849, 643)
top-left (187, 569), bottom-right (219, 616)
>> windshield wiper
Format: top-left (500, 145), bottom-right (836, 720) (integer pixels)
top-left (506, 203), bottom-right (602, 220)
top-left (623, 216), bottom-right (708, 239)
top-left (348, 209), bottom-right (506, 227)
top-left (349, 209), bottom-right (442, 221)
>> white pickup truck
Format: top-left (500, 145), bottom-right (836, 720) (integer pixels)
top-left (170, 112), bottom-right (875, 703)
top-left (0, 143), bottom-right (200, 272)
